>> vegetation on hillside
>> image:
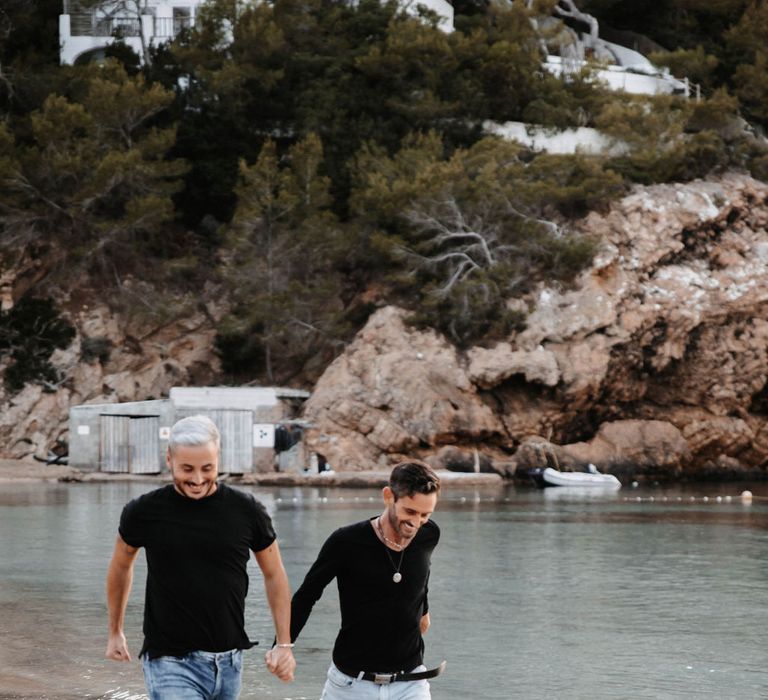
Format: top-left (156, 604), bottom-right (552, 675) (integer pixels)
top-left (0, 0), bottom-right (766, 387)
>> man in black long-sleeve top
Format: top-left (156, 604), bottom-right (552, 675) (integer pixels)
top-left (291, 461), bottom-right (443, 699)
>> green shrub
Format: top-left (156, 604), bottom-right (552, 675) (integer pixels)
top-left (0, 297), bottom-right (76, 393)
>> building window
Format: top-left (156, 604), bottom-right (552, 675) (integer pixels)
top-left (173, 7), bottom-right (192, 35)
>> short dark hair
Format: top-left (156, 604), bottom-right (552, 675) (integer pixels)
top-left (389, 460), bottom-right (440, 500)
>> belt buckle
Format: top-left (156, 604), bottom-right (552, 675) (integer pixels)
top-left (373, 673), bottom-right (394, 684)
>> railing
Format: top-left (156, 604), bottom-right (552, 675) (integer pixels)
top-left (154, 16), bottom-right (193, 38)
top-left (681, 76), bottom-right (702, 102)
top-left (69, 13), bottom-right (141, 37)
top-left (66, 10), bottom-right (194, 40)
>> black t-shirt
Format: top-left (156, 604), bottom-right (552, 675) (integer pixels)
top-left (119, 483), bottom-right (276, 658)
top-left (291, 517), bottom-right (440, 672)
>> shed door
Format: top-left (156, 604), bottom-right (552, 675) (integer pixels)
top-left (100, 415), bottom-right (161, 473)
top-left (100, 415), bottom-right (129, 473)
top-left (129, 416), bottom-right (161, 474)
top-left (176, 409), bottom-right (253, 475)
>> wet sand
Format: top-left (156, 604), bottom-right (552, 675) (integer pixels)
top-left (0, 458), bottom-right (83, 483)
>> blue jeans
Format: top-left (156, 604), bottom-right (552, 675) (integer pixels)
top-left (142, 649), bottom-right (243, 700)
top-left (320, 663), bottom-right (431, 700)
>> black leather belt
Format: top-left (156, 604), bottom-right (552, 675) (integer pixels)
top-left (337, 660), bottom-right (447, 684)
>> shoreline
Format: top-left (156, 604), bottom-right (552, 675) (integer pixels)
top-left (3, 460), bottom-right (768, 487)
top-left (0, 459), bottom-right (505, 487)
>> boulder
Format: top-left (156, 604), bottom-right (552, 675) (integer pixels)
top-left (303, 306), bottom-right (505, 471)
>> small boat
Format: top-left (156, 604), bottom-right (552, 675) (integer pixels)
top-left (543, 485), bottom-right (622, 501)
top-left (529, 464), bottom-right (621, 489)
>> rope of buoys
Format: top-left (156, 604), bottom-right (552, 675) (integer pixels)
top-left (622, 490), bottom-right (764, 504)
top-left (271, 492), bottom-right (765, 505)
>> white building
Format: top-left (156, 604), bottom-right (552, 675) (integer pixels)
top-left (540, 0), bottom-right (692, 98)
top-left (68, 386), bottom-right (311, 474)
top-left (59, 0), bottom-right (454, 65)
top-left (60, 0), bottom-right (196, 65)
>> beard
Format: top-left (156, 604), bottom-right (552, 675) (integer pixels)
top-left (386, 504), bottom-right (418, 541)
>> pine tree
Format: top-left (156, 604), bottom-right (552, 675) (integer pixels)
top-left (219, 134), bottom-right (349, 382)
top-left (0, 61), bottom-right (187, 284)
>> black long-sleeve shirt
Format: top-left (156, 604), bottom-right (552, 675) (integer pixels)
top-left (291, 517), bottom-right (440, 672)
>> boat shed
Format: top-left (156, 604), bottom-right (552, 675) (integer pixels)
top-left (68, 386), bottom-right (310, 475)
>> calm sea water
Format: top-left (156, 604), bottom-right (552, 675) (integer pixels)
top-left (1, 480), bottom-right (768, 699)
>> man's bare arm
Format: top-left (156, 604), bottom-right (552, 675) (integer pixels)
top-left (255, 541), bottom-right (296, 682)
top-left (105, 534), bottom-right (139, 662)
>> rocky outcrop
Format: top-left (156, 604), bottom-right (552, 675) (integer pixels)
top-left (2, 171), bottom-right (768, 480)
top-left (0, 288), bottom-right (221, 460)
top-left (304, 172), bottom-right (768, 479)
top-left (303, 306), bottom-right (504, 471)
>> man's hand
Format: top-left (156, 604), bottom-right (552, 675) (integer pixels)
top-left (105, 631), bottom-right (132, 662)
top-left (265, 646), bottom-right (296, 682)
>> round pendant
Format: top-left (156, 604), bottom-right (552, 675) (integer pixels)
top-left (392, 572), bottom-right (402, 583)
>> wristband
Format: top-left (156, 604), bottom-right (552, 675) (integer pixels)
top-left (274, 643), bottom-right (294, 648)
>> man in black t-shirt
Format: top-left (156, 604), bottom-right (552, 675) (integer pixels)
top-left (291, 461), bottom-right (443, 699)
top-left (105, 415), bottom-right (296, 699)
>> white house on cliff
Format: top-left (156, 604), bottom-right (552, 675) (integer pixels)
top-left (59, 0), bottom-right (692, 156)
top-left (59, 0), bottom-right (455, 65)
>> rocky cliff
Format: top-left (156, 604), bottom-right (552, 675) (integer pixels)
top-left (2, 172), bottom-right (767, 480)
top-left (302, 172), bottom-right (768, 480)
top-left (0, 280), bottom-right (221, 460)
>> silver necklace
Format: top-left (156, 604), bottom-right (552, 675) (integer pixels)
top-left (376, 516), bottom-right (405, 550)
top-left (375, 517), bottom-right (405, 583)
top-left (383, 543), bottom-right (405, 583)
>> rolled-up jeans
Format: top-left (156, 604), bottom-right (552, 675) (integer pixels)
top-left (320, 663), bottom-right (431, 700)
top-left (142, 649), bottom-right (243, 700)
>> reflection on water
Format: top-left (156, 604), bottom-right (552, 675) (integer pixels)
top-left (0, 485), bottom-right (70, 507)
top-left (1, 481), bottom-right (768, 699)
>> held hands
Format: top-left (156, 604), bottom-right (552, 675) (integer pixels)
top-left (105, 631), bottom-right (132, 662)
top-left (265, 645), bottom-right (296, 682)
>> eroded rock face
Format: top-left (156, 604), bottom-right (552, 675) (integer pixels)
top-left (304, 173), bottom-right (768, 479)
top-left (303, 306), bottom-right (503, 471)
top-left (0, 297), bottom-right (221, 460)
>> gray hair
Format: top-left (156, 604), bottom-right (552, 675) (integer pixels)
top-left (168, 415), bottom-right (221, 454)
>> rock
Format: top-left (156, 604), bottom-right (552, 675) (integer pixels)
top-left (513, 437), bottom-right (561, 470)
top-left (558, 420), bottom-right (689, 477)
top-left (0, 299), bottom-right (221, 459)
top-left (303, 306), bottom-right (505, 471)
top-left (467, 344), bottom-right (560, 388)
top-left (432, 445), bottom-right (498, 474)
top-left (303, 172), bottom-right (768, 479)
